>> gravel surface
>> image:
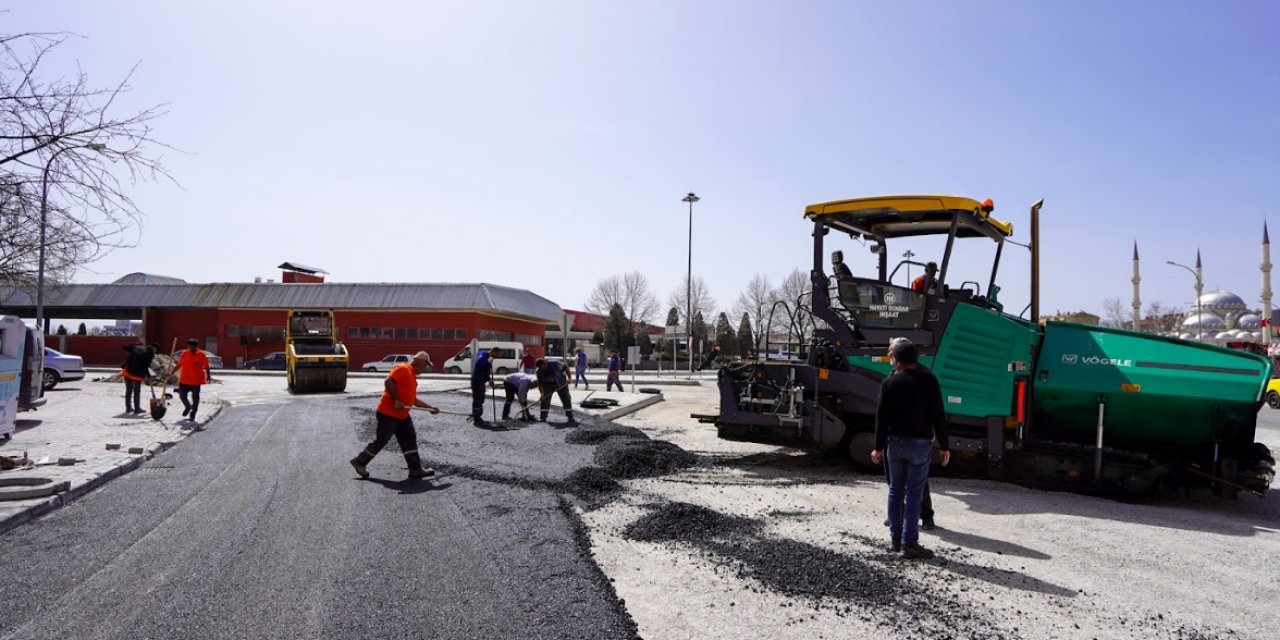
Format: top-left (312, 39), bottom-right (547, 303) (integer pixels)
top-left (579, 381), bottom-right (1280, 640)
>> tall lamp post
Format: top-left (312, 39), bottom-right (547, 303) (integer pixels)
top-left (682, 192), bottom-right (700, 378)
top-left (37, 142), bottom-right (106, 336)
top-left (1167, 260), bottom-right (1203, 342)
top-left (903, 249), bottom-right (915, 284)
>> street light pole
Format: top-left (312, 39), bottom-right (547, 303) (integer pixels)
top-left (1167, 260), bottom-right (1203, 342)
top-left (37, 142), bottom-right (106, 336)
top-left (683, 192), bottom-right (699, 378)
top-left (903, 249), bottom-right (915, 284)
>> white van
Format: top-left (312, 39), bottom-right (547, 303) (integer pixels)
top-left (442, 341), bottom-right (524, 375)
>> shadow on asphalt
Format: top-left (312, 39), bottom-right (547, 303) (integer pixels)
top-left (362, 476), bottom-right (454, 494)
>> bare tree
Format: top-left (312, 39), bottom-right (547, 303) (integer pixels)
top-left (731, 273), bottom-right (775, 349)
top-left (668, 275), bottom-right (717, 334)
top-left (1101, 297), bottom-right (1127, 327)
top-left (1, 31), bottom-right (174, 292)
top-left (1143, 301), bottom-right (1184, 333)
top-left (772, 268), bottom-right (812, 340)
top-left (584, 275), bottom-right (624, 317)
top-left (583, 271), bottom-right (659, 326)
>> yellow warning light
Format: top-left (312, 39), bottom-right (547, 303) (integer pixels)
top-left (819, 369), bottom-right (830, 380)
top-left (1121, 383), bottom-right (1141, 393)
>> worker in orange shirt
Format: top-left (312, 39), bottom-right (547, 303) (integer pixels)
top-left (174, 338), bottom-right (213, 420)
top-left (911, 262), bottom-right (938, 294)
top-left (350, 351), bottom-right (439, 479)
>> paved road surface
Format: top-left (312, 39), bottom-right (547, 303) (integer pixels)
top-left (0, 394), bottom-right (637, 640)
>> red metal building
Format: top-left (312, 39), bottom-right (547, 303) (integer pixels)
top-left (2, 265), bottom-right (563, 369)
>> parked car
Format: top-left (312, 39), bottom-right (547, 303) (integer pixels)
top-left (170, 350), bottom-right (224, 372)
top-left (1267, 378), bottom-right (1280, 409)
top-left (361, 354), bottom-right (414, 372)
top-left (244, 351), bottom-right (287, 370)
top-left (43, 347), bottom-right (86, 390)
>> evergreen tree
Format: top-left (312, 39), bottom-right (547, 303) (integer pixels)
top-left (56, 324), bottom-right (68, 335)
top-left (591, 331), bottom-right (604, 344)
top-left (691, 311), bottom-right (708, 356)
top-left (665, 307), bottom-right (680, 328)
top-left (604, 303), bottom-right (634, 354)
top-left (737, 313), bottom-right (754, 358)
top-left (714, 312), bottom-right (737, 357)
top-left (77, 322), bottom-right (88, 335)
top-left (637, 332), bottom-right (654, 358)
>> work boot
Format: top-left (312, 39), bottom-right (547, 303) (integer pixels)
top-left (890, 539), bottom-right (901, 553)
top-left (901, 544), bottom-right (935, 560)
top-left (539, 412), bottom-right (548, 422)
top-left (920, 518), bottom-right (936, 531)
top-left (350, 458), bottom-right (369, 478)
top-left (501, 410), bottom-right (510, 420)
top-left (350, 449), bottom-right (375, 478)
top-left (408, 466), bottom-right (436, 479)
top-left (565, 411), bottom-right (577, 427)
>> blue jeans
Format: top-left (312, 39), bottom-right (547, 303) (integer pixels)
top-left (575, 366), bottom-right (588, 387)
top-left (886, 437), bottom-right (933, 547)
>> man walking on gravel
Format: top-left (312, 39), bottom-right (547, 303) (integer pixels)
top-left (870, 338), bottom-right (950, 559)
top-left (173, 338), bottom-right (213, 420)
top-left (350, 351), bottom-right (439, 480)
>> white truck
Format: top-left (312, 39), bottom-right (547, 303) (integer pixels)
top-left (1, 316), bottom-right (46, 440)
top-left (442, 341), bottom-right (524, 375)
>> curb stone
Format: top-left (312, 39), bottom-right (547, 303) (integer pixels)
top-left (0, 436), bottom-right (184, 537)
top-left (600, 393), bottom-right (664, 421)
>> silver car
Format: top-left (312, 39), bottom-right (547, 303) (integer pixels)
top-left (361, 354), bottom-right (414, 372)
top-left (43, 347), bottom-right (86, 390)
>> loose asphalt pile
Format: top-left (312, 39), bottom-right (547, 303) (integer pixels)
top-left (621, 501), bottom-right (1013, 638)
top-left (563, 423), bottom-right (700, 505)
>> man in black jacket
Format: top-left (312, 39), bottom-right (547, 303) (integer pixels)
top-left (121, 342), bottom-right (159, 415)
top-left (870, 338), bottom-right (950, 559)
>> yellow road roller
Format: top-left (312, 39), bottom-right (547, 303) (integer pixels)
top-left (285, 310), bottom-right (348, 393)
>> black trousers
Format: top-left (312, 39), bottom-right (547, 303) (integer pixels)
top-left (366, 412), bottom-right (418, 456)
top-left (124, 378), bottom-right (142, 411)
top-left (470, 379), bottom-right (489, 418)
top-left (178, 383), bottom-right (202, 414)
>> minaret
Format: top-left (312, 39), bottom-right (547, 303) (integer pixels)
top-left (1131, 242), bottom-right (1141, 331)
top-left (1263, 222), bottom-right (1273, 344)
top-left (1194, 250), bottom-right (1205, 337)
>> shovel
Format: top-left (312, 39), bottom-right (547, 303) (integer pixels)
top-left (151, 338), bottom-right (178, 421)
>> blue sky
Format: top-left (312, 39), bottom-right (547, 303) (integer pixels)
top-left (10, 1), bottom-right (1280, 323)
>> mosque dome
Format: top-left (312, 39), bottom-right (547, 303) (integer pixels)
top-left (1238, 314), bottom-right (1262, 329)
top-left (1214, 332), bottom-right (1234, 340)
top-left (1178, 332), bottom-right (1195, 340)
top-left (1181, 313), bottom-right (1226, 330)
top-left (1196, 290), bottom-right (1247, 309)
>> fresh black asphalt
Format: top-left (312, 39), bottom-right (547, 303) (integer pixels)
top-left (0, 394), bottom-right (638, 640)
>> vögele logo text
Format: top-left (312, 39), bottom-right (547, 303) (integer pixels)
top-left (1063, 353), bottom-right (1132, 367)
